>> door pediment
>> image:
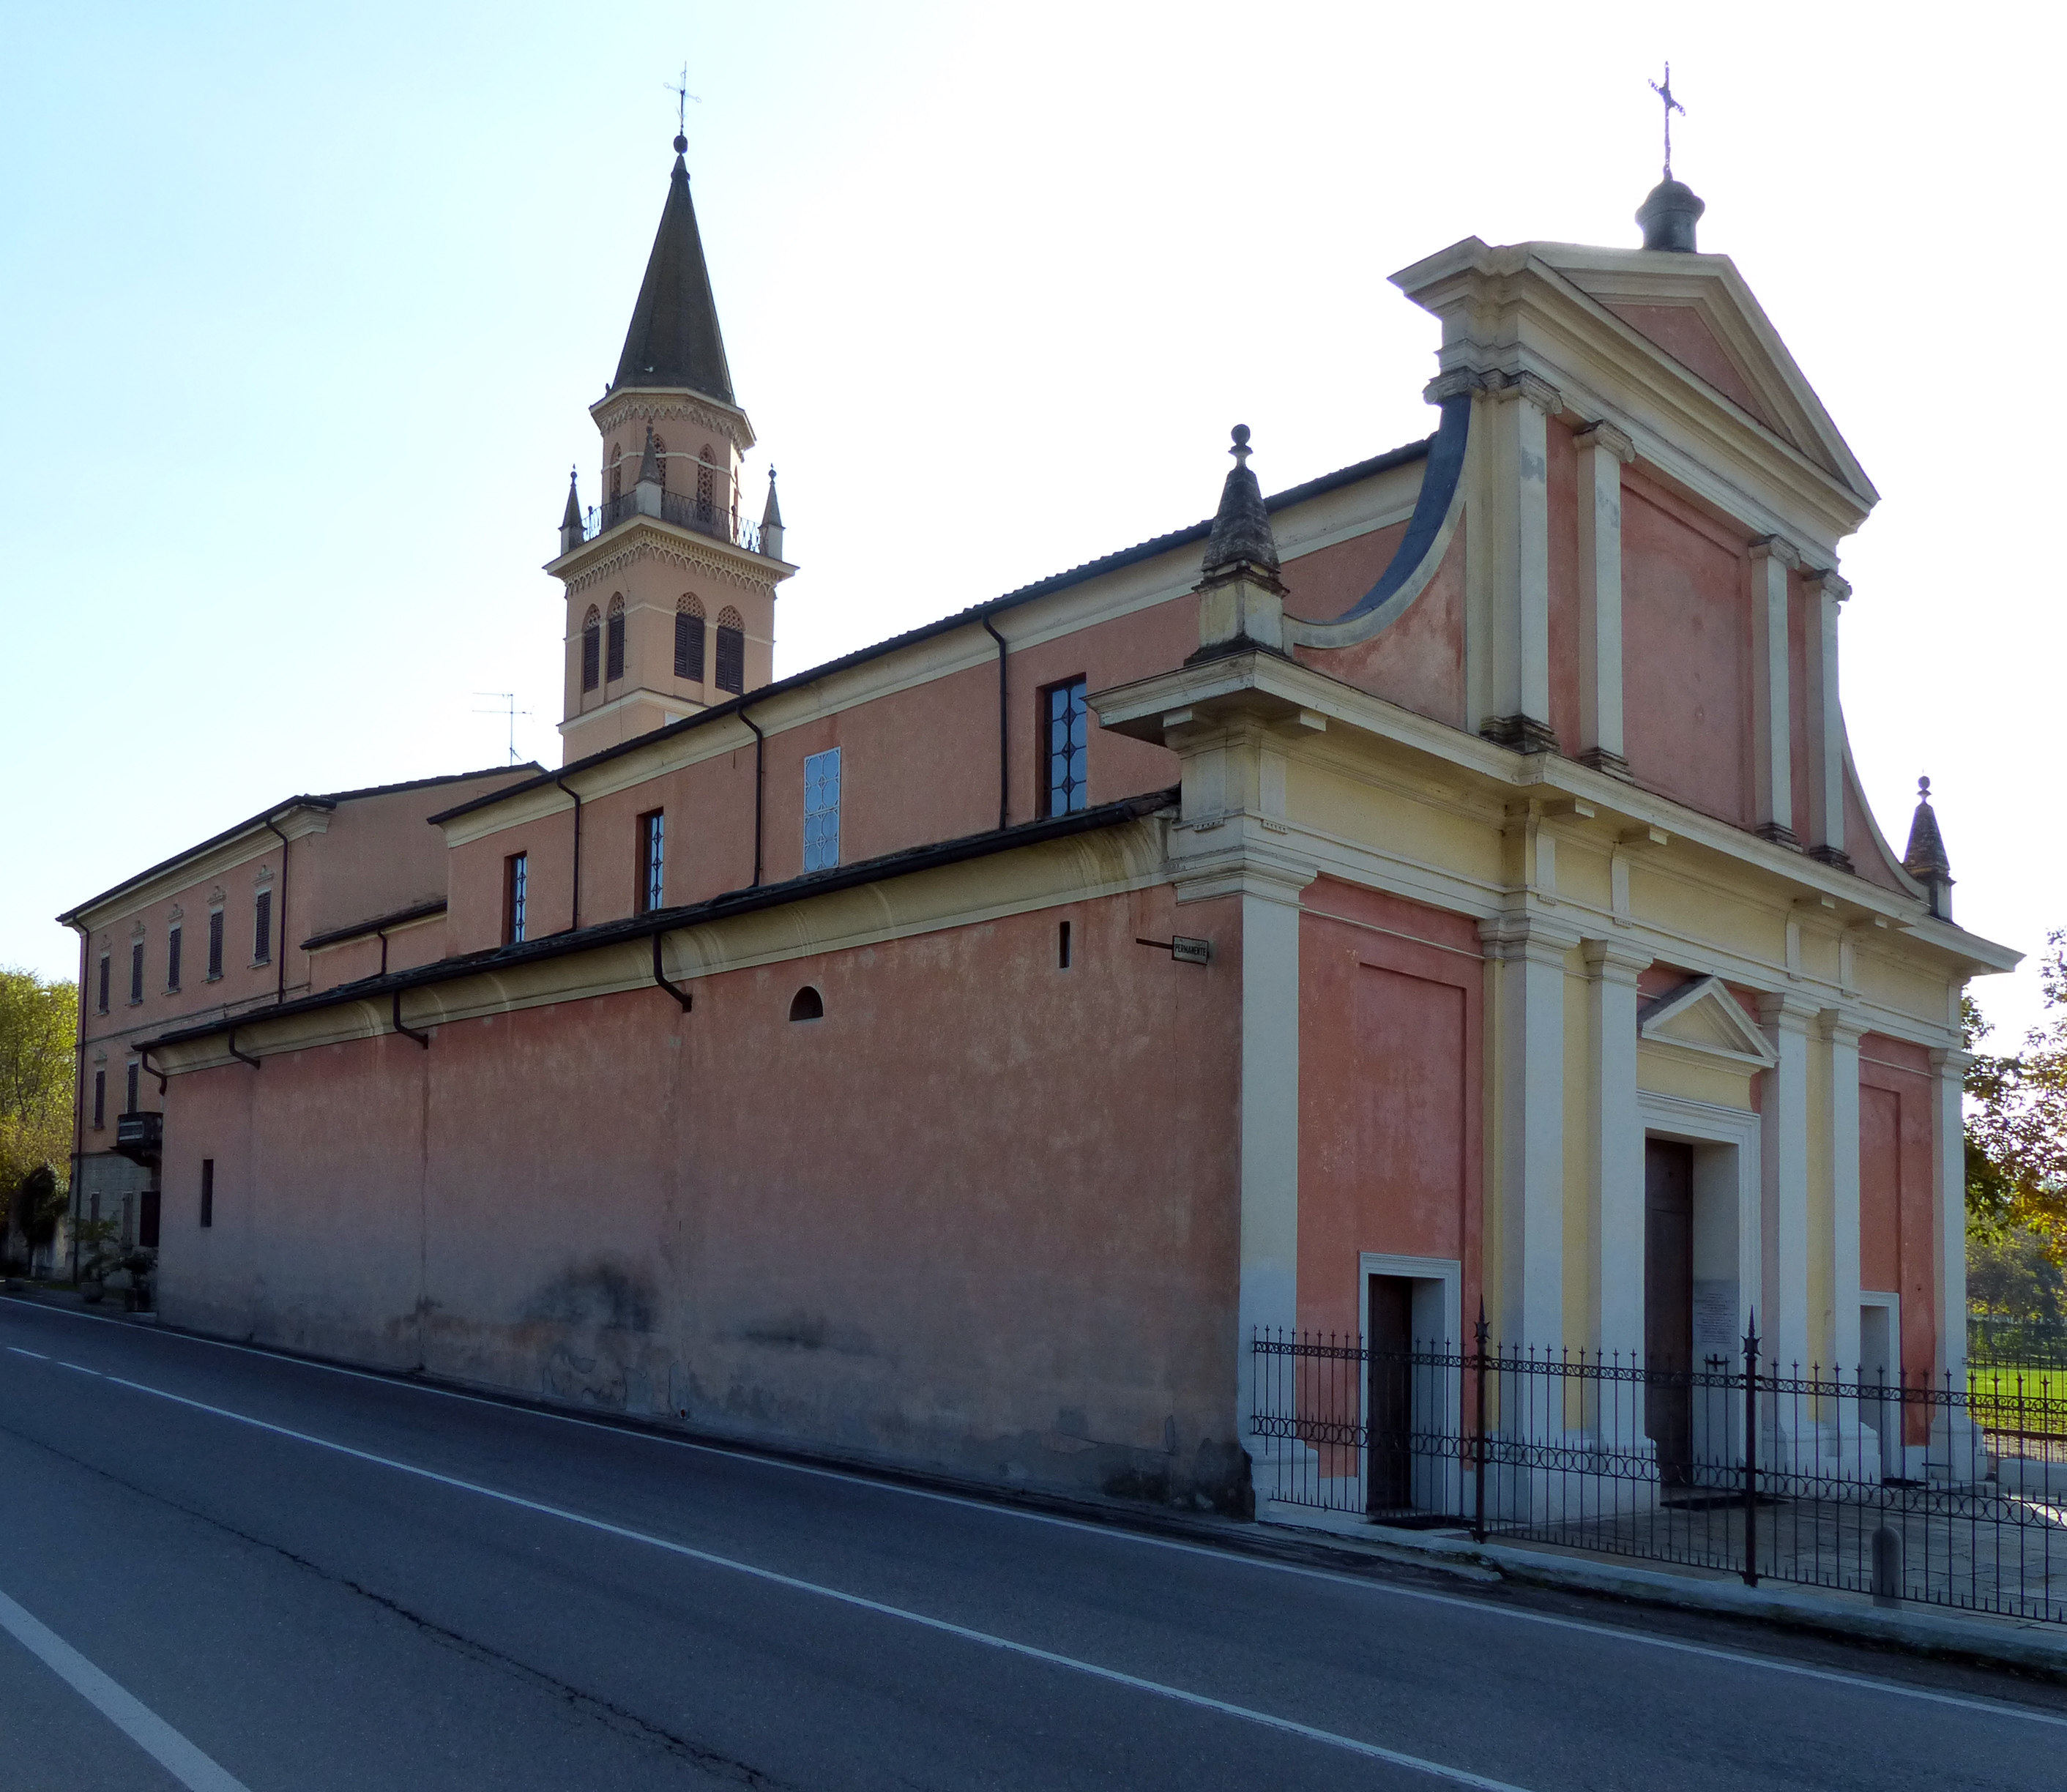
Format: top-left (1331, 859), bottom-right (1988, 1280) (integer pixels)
top-left (1638, 976), bottom-right (1778, 1070)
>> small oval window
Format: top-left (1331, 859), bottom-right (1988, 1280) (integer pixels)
top-left (788, 986), bottom-right (824, 1023)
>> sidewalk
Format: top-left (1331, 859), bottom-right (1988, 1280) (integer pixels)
top-left (1260, 1498), bottom-right (2067, 1678)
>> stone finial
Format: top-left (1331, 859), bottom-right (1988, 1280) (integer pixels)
top-left (1202, 425), bottom-right (1281, 580)
top-left (1637, 177), bottom-right (1705, 252)
top-left (1191, 425), bottom-right (1288, 660)
top-left (1903, 775), bottom-right (1955, 920)
top-left (759, 466), bottom-right (785, 561)
top-left (558, 466), bottom-right (585, 555)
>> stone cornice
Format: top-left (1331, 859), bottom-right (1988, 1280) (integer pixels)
top-left (559, 527), bottom-right (783, 599)
top-left (1582, 936), bottom-right (1653, 979)
top-left (1573, 419), bottom-right (1636, 463)
top-left (1748, 534), bottom-right (1803, 569)
top-left (589, 387), bottom-right (755, 454)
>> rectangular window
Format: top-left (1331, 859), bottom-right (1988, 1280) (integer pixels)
top-left (1059, 919), bottom-right (1072, 970)
top-left (606, 609), bottom-right (625, 682)
top-left (129, 941), bottom-right (144, 1004)
top-left (200, 1159), bottom-right (215, 1228)
top-left (166, 925), bottom-right (182, 992)
top-left (138, 1190), bottom-right (161, 1250)
top-left (504, 852), bottom-right (528, 944)
top-left (92, 1069), bottom-right (105, 1130)
top-left (715, 623), bottom-right (745, 694)
top-left (253, 889), bottom-right (272, 964)
top-left (125, 1063), bottom-right (139, 1113)
top-left (581, 624), bottom-right (600, 692)
top-left (636, 811), bottom-right (666, 914)
top-left (96, 955), bottom-right (109, 1014)
top-left (675, 610), bottom-right (705, 681)
top-left (802, 748), bottom-right (842, 873)
top-left (1040, 676), bottom-right (1090, 817)
top-left (207, 910), bottom-right (224, 979)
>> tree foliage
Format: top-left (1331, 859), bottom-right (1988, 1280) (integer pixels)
top-left (1965, 936), bottom-right (2067, 1267)
top-left (0, 966), bottom-right (76, 1228)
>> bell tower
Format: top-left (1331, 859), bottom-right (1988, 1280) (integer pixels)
top-left (548, 133), bottom-right (794, 762)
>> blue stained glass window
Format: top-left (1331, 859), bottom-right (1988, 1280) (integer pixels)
top-left (1043, 677), bottom-right (1089, 816)
top-left (803, 748), bottom-right (842, 873)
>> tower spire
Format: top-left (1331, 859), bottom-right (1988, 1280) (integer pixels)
top-left (612, 136), bottom-right (734, 401)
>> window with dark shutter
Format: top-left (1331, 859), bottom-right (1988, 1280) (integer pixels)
top-left (166, 925), bottom-right (182, 992)
top-left (97, 955), bottom-right (109, 1014)
top-left (208, 911), bottom-right (224, 979)
top-left (606, 596), bottom-right (626, 682)
top-left (92, 1070), bottom-right (105, 1129)
top-left (715, 615), bottom-right (745, 694)
top-left (129, 941), bottom-right (144, 1004)
top-left (253, 890), bottom-right (272, 965)
top-left (675, 601), bottom-right (705, 680)
top-left (581, 606), bottom-right (601, 692)
top-left (126, 1063), bottom-right (138, 1113)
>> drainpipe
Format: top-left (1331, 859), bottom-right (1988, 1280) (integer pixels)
top-left (261, 812), bottom-right (291, 1004)
top-left (651, 931), bottom-right (693, 1012)
top-left (982, 616), bottom-right (1009, 831)
top-left (391, 989), bottom-right (431, 1049)
top-left (225, 1029), bottom-right (261, 1071)
top-left (552, 775), bottom-right (582, 930)
top-left (136, 1043), bottom-right (167, 1097)
top-left (740, 702), bottom-right (765, 886)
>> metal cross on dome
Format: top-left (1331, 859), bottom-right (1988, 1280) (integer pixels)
top-left (666, 63), bottom-right (700, 139)
top-left (1650, 62), bottom-right (1686, 181)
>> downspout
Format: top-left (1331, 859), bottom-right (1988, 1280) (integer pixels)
top-left (225, 1029), bottom-right (261, 1071)
top-left (982, 617), bottom-right (1009, 831)
top-left (651, 931), bottom-right (693, 1012)
top-left (392, 989), bottom-right (431, 1049)
top-left (261, 813), bottom-right (291, 1004)
top-left (376, 925), bottom-right (390, 976)
top-left (552, 775), bottom-right (583, 930)
top-left (740, 703), bottom-right (765, 886)
top-left (137, 1043), bottom-right (167, 1097)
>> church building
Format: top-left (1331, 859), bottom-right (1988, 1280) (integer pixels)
top-left (63, 137), bottom-right (2016, 1513)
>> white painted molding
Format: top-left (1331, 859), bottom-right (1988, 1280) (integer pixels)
top-left (1638, 974), bottom-right (1779, 1069)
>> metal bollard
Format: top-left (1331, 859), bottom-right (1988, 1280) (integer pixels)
top-left (1872, 1523), bottom-right (1903, 1608)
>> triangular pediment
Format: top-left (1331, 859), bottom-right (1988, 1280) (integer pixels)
top-left (1527, 244), bottom-right (1876, 507)
top-left (1639, 976), bottom-right (1779, 1069)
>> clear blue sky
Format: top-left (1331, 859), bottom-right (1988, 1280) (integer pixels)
top-left (4, 1), bottom-right (2058, 1042)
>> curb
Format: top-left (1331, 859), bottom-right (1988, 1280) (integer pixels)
top-left (1262, 1500), bottom-right (2067, 1678)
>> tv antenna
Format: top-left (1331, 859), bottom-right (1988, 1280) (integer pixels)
top-left (472, 692), bottom-right (534, 765)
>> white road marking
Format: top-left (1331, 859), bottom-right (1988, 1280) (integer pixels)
top-left (0, 1585), bottom-right (251, 1792)
top-left (6, 1345), bottom-right (48, 1358)
top-left (40, 1354), bottom-right (1529, 1791)
top-left (9, 1299), bottom-right (2066, 1734)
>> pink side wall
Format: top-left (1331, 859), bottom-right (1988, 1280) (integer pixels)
top-left (1291, 530), bottom-right (1469, 730)
top-left (1858, 1032), bottom-right (1940, 1414)
top-left (1296, 878), bottom-right (1484, 1336)
top-left (159, 883), bottom-right (1252, 1506)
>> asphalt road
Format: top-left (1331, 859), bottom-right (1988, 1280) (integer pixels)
top-left (1, 1300), bottom-right (2062, 1792)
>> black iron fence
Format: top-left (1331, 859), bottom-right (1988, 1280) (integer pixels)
top-left (588, 490), bottom-right (763, 554)
top-left (1970, 1314), bottom-right (2067, 1367)
top-left (1251, 1320), bottom-right (2067, 1625)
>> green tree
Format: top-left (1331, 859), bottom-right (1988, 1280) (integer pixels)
top-left (1965, 937), bottom-right (2067, 1267)
top-left (0, 966), bottom-right (77, 1229)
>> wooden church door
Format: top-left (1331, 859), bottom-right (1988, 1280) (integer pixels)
top-left (1644, 1140), bottom-right (1695, 1485)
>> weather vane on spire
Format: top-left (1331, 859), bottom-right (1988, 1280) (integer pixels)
top-left (666, 62), bottom-right (700, 150)
top-left (1649, 62), bottom-right (1685, 182)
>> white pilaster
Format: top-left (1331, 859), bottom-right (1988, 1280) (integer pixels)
top-left (1584, 938), bottom-right (1651, 1362)
top-left (1758, 992), bottom-right (1816, 1375)
top-left (1749, 538), bottom-right (1798, 848)
top-left (1481, 913), bottom-right (1579, 1348)
top-left (1820, 1009), bottom-right (1865, 1372)
top-left (1928, 1045), bottom-right (1982, 1479)
top-left (1573, 423), bottom-right (1634, 777)
top-left (1805, 570), bottom-right (1852, 867)
top-left (1481, 374), bottom-right (1562, 754)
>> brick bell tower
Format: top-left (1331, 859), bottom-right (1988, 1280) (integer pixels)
top-left (548, 132), bottom-right (794, 762)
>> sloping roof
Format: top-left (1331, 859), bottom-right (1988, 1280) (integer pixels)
top-left (433, 433), bottom-right (1435, 827)
top-left (57, 764), bottom-right (537, 926)
top-left (611, 148), bottom-right (734, 402)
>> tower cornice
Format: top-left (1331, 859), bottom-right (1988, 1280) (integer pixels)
top-left (590, 386), bottom-right (756, 454)
top-left (545, 515), bottom-right (794, 594)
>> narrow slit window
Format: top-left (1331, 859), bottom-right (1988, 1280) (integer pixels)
top-left (166, 925), bottom-right (182, 992)
top-left (636, 811), bottom-right (665, 915)
top-left (207, 910), bottom-right (225, 979)
top-left (504, 852), bottom-right (528, 944)
top-left (253, 890), bottom-right (272, 965)
top-left (802, 748), bottom-right (841, 873)
top-left (606, 596), bottom-right (626, 682)
top-left (675, 600), bottom-right (705, 681)
top-left (200, 1158), bottom-right (215, 1228)
top-left (96, 955), bottom-right (109, 1015)
top-left (581, 606), bottom-right (601, 692)
top-left (92, 1069), bottom-right (105, 1130)
top-left (1059, 920), bottom-right (1072, 969)
top-left (129, 941), bottom-right (144, 1004)
top-left (1040, 676), bottom-right (1090, 816)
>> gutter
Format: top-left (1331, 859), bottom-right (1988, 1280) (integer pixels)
top-left (141, 788), bottom-right (1177, 1059)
